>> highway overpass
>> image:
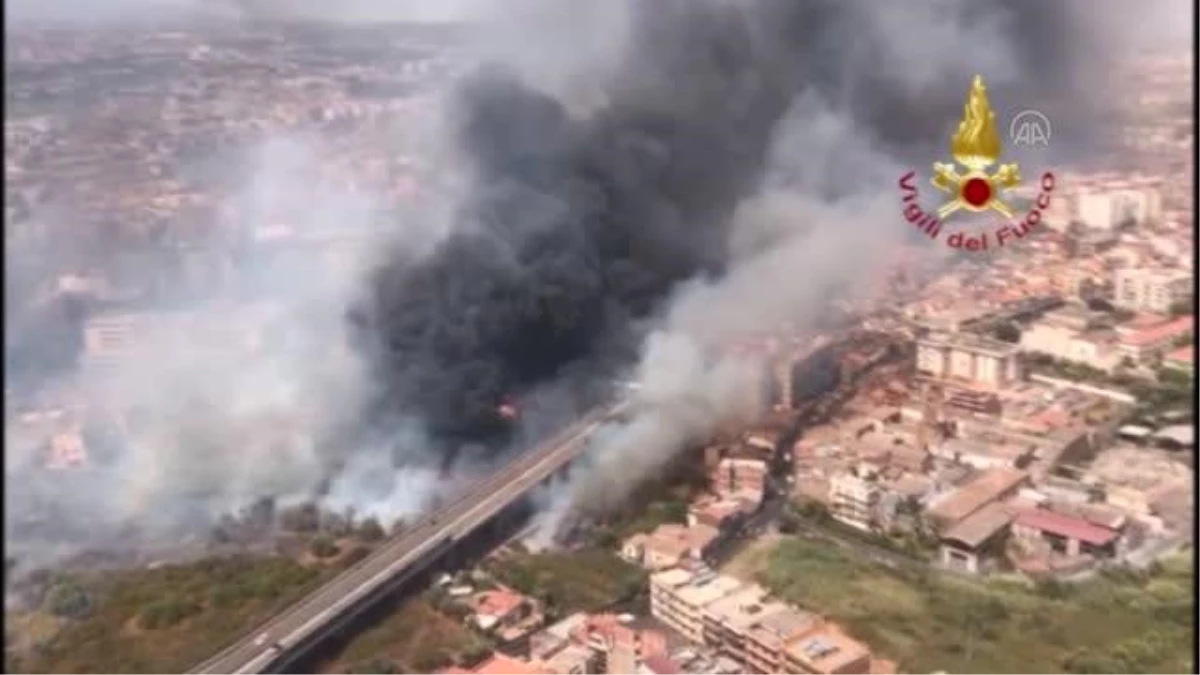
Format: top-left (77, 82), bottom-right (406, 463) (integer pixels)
top-left (192, 402), bottom-right (624, 675)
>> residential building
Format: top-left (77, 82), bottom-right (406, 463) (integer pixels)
top-left (1115, 314), bottom-right (1194, 364)
top-left (1076, 187), bottom-right (1162, 230)
top-left (1011, 507), bottom-right (1125, 559)
top-left (828, 469), bottom-right (881, 532)
top-left (621, 523), bottom-right (721, 571)
top-left (926, 467), bottom-right (1029, 533)
top-left (1019, 307), bottom-right (1122, 372)
top-left (742, 608), bottom-right (823, 675)
top-left (711, 457), bottom-right (769, 500)
top-left (1113, 267), bottom-right (1192, 313)
top-left (938, 502), bottom-right (1014, 574)
top-left (689, 497), bottom-right (755, 532)
top-left (701, 585), bottom-right (772, 665)
top-left (782, 625), bottom-right (872, 675)
top-left (650, 569), bottom-right (744, 645)
top-left (916, 332), bottom-right (1020, 388)
top-left (649, 568), bottom-right (879, 674)
top-left (470, 588), bottom-right (541, 638)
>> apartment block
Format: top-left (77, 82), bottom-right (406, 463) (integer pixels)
top-left (649, 568), bottom-right (877, 674)
top-left (783, 626), bottom-right (873, 675)
top-left (1113, 267), bottom-right (1192, 313)
top-left (915, 332), bottom-right (1020, 388)
top-left (829, 470), bottom-right (881, 532)
top-left (650, 568), bottom-right (743, 645)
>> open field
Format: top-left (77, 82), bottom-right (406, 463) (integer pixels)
top-left (748, 537), bottom-right (1194, 674)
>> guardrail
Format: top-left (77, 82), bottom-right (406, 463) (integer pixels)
top-left (192, 403), bottom-right (621, 674)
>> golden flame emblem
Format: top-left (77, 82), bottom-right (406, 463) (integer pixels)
top-left (931, 75), bottom-right (1021, 219)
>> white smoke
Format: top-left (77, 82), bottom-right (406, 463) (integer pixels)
top-left (5, 123), bottom-right (467, 565)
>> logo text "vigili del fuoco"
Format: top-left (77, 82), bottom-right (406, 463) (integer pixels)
top-left (898, 75), bottom-right (1055, 252)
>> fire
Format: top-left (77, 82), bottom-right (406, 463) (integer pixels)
top-left (496, 400), bottom-right (519, 420)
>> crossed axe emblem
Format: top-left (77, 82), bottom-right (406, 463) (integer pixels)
top-left (930, 161), bottom-right (1022, 220)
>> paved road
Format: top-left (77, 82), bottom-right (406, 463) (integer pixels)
top-left (193, 403), bottom-right (622, 675)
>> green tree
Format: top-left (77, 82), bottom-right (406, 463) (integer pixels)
top-left (356, 516), bottom-right (386, 542)
top-left (993, 321), bottom-right (1022, 343)
top-left (44, 582), bottom-right (91, 620)
top-left (280, 502), bottom-right (320, 533)
top-left (460, 643), bottom-right (493, 666)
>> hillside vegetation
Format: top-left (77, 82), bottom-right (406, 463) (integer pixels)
top-left (758, 537), bottom-right (1194, 674)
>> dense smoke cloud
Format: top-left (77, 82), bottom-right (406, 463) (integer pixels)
top-left (355, 0), bottom-right (1131, 463)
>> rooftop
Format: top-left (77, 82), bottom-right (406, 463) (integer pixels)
top-left (702, 585), bottom-right (771, 630)
top-left (941, 501), bottom-right (1015, 549)
top-left (676, 573), bottom-right (745, 608)
top-left (785, 625), bottom-right (871, 675)
top-left (919, 331), bottom-right (1019, 358)
top-left (1165, 344), bottom-right (1194, 364)
top-left (1016, 508), bottom-right (1119, 547)
top-left (927, 467), bottom-right (1029, 525)
top-left (1119, 315), bottom-right (1193, 347)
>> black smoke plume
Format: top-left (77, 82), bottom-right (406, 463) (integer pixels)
top-left (353, 0), bottom-right (1115, 461)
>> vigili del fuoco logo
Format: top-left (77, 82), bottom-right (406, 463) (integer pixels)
top-left (898, 75), bottom-right (1055, 252)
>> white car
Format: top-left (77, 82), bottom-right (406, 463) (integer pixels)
top-left (254, 633), bottom-right (270, 648)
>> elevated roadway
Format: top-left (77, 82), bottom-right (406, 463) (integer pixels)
top-left (192, 402), bottom-right (624, 674)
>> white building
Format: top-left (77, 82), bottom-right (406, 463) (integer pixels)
top-left (1113, 267), bottom-right (1192, 314)
top-left (916, 332), bottom-right (1020, 388)
top-left (1019, 307), bottom-right (1122, 372)
top-left (1076, 187), bottom-right (1162, 231)
top-left (829, 470), bottom-right (881, 532)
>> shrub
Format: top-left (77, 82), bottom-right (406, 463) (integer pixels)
top-left (311, 535), bottom-right (340, 559)
top-left (44, 582), bottom-right (91, 620)
top-left (357, 517), bottom-right (386, 542)
top-left (138, 596), bottom-right (202, 630)
top-left (1035, 578), bottom-right (1073, 600)
top-left (280, 503), bottom-right (320, 533)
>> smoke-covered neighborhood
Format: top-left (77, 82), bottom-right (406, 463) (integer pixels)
top-left (4, 1), bottom-right (1194, 674)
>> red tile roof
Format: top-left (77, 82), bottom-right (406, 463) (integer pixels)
top-left (1016, 508), bottom-right (1118, 546)
top-left (642, 654), bottom-right (683, 675)
top-left (1166, 344), bottom-right (1195, 364)
top-left (474, 589), bottom-right (526, 619)
top-left (1119, 316), bottom-right (1193, 348)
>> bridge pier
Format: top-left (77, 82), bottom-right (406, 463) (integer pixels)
top-left (283, 498), bottom-right (539, 674)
